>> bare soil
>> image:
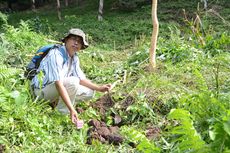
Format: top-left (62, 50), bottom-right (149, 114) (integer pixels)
top-left (121, 95), bottom-right (135, 109)
top-left (145, 126), bottom-right (161, 140)
top-left (91, 93), bottom-right (115, 115)
top-left (87, 119), bottom-right (123, 145)
top-left (87, 93), bottom-right (162, 145)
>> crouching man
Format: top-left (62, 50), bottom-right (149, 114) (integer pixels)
top-left (31, 28), bottom-right (111, 124)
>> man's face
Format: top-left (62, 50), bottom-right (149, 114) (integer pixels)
top-left (65, 35), bottom-right (83, 56)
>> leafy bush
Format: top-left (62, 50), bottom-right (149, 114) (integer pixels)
top-left (0, 0), bottom-right (229, 152)
top-left (62, 11), bottom-right (152, 49)
top-left (26, 17), bottom-right (54, 35)
top-left (204, 32), bottom-right (230, 56)
top-left (168, 109), bottom-right (209, 152)
top-left (121, 126), bottom-right (160, 153)
top-left (0, 33), bottom-right (16, 65)
top-left (126, 25), bottom-right (207, 68)
top-left (0, 65), bottom-right (19, 81)
top-left (127, 48), bottom-right (149, 66)
top-left (209, 110), bottom-right (230, 152)
top-left (175, 65), bottom-right (230, 151)
top-left (0, 81), bottom-right (89, 152)
top-left (3, 21), bottom-right (48, 51)
top-left (118, 0), bottom-right (151, 11)
top-left (2, 21), bottom-right (50, 66)
top-left (0, 12), bottom-right (7, 27)
top-left (178, 91), bottom-right (229, 146)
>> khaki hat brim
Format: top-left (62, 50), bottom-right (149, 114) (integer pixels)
top-left (62, 28), bottom-right (89, 50)
top-left (62, 35), bottom-right (88, 50)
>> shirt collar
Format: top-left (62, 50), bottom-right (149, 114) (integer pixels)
top-left (62, 45), bottom-right (78, 63)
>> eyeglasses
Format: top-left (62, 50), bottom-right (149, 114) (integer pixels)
top-left (69, 36), bottom-right (83, 45)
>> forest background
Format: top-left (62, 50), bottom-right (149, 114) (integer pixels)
top-left (0, 0), bottom-right (229, 152)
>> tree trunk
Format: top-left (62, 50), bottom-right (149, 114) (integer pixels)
top-left (65, 0), bottom-right (68, 7)
top-left (149, 0), bottom-right (159, 70)
top-left (77, 0), bottom-right (83, 6)
top-left (98, 0), bottom-right (104, 21)
top-left (56, 0), bottom-right (62, 20)
top-left (31, 0), bottom-right (35, 10)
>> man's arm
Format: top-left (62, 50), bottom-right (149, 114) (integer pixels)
top-left (80, 79), bottom-right (111, 92)
top-left (55, 80), bottom-right (78, 123)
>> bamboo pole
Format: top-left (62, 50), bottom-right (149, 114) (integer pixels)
top-left (149, 0), bottom-right (159, 71)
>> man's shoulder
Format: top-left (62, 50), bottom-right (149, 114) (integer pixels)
top-left (44, 46), bottom-right (69, 64)
top-left (48, 46), bottom-right (65, 56)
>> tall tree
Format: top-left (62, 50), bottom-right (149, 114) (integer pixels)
top-left (56, 0), bottom-right (62, 20)
top-left (76, 0), bottom-right (83, 6)
top-left (149, 0), bottom-right (159, 70)
top-left (65, 0), bottom-right (69, 7)
top-left (31, 0), bottom-right (35, 10)
top-left (98, 0), bottom-right (104, 21)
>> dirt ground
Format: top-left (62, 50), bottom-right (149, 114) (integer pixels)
top-left (87, 119), bottom-right (123, 145)
top-left (87, 93), bottom-right (161, 145)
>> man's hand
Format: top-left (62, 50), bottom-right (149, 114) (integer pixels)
top-left (70, 110), bottom-right (84, 129)
top-left (79, 79), bottom-right (111, 92)
top-left (70, 110), bottom-right (79, 124)
top-left (98, 84), bottom-right (111, 92)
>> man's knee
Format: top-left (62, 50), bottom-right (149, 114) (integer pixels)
top-left (85, 89), bottom-right (95, 100)
top-left (76, 86), bottom-right (95, 101)
top-left (63, 77), bottom-right (80, 92)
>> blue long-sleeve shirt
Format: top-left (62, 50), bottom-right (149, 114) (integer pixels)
top-left (31, 46), bottom-right (86, 89)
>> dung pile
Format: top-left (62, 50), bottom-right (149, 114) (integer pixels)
top-left (146, 126), bottom-right (161, 140)
top-left (87, 119), bottom-right (123, 145)
top-left (91, 93), bottom-right (114, 115)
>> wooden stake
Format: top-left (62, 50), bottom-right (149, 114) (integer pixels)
top-left (149, 0), bottom-right (159, 71)
top-left (45, 39), bottom-right (63, 44)
top-left (110, 80), bottom-right (120, 91)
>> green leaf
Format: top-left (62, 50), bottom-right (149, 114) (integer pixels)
top-left (10, 90), bottom-right (20, 99)
top-left (223, 120), bottom-right (230, 136)
top-left (168, 109), bottom-right (206, 151)
top-left (209, 129), bottom-right (215, 140)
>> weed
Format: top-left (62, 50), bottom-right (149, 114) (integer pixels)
top-left (0, 0), bottom-right (229, 152)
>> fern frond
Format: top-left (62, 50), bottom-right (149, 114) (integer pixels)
top-left (168, 109), bottom-right (207, 152)
top-left (0, 65), bottom-right (19, 81)
top-left (210, 110), bottom-right (230, 152)
top-left (121, 126), bottom-right (160, 153)
top-left (193, 69), bottom-right (208, 91)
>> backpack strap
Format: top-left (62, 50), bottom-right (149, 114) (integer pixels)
top-left (59, 45), bottom-right (68, 64)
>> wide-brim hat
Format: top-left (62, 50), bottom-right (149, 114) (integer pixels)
top-left (62, 28), bottom-right (89, 49)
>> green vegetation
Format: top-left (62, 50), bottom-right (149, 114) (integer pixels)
top-left (0, 0), bottom-right (230, 152)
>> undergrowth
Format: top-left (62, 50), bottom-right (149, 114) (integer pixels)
top-left (0, 0), bottom-right (229, 152)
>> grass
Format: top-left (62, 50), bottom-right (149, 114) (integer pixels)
top-left (0, 0), bottom-right (230, 152)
